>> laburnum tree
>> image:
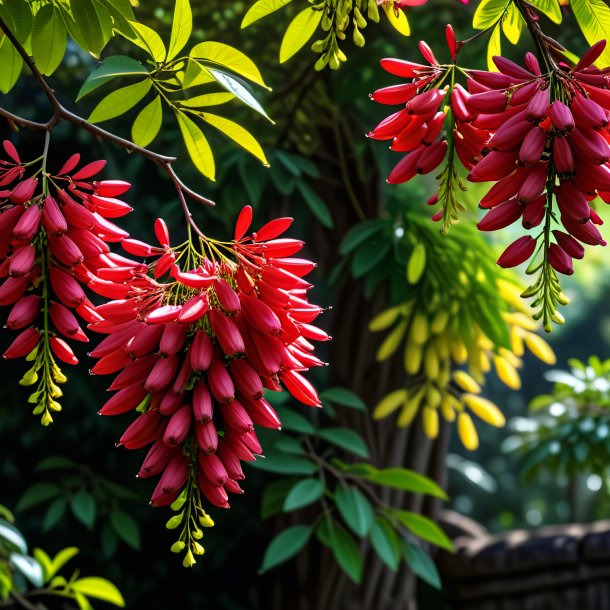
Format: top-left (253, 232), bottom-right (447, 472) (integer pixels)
top-left (0, 0), bottom-right (608, 609)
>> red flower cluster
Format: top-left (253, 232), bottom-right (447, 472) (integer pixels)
top-left (90, 207), bottom-right (325, 510)
top-left (466, 42), bottom-right (610, 273)
top-left (0, 141), bottom-right (134, 424)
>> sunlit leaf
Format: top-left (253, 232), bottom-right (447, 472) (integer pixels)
top-left (72, 577), bottom-right (125, 607)
top-left (167, 0), bottom-right (192, 60)
top-left (88, 78), bottom-right (151, 123)
top-left (279, 7), bottom-right (323, 64)
top-left (132, 96), bottom-right (162, 147)
top-left (242, 0), bottom-right (293, 28)
top-left (126, 20), bottom-right (166, 62)
top-left (77, 55), bottom-right (148, 101)
top-left (31, 5), bottom-right (66, 76)
top-left (207, 68), bottom-right (271, 121)
top-left (174, 110), bottom-right (215, 180)
top-left (0, 35), bottom-right (22, 93)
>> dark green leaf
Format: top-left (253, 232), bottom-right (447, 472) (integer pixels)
top-left (31, 5), bottom-right (66, 76)
top-left (70, 490), bottom-right (96, 529)
top-left (318, 428), bottom-right (370, 459)
top-left (259, 525), bottom-right (312, 572)
top-left (390, 511), bottom-right (453, 550)
top-left (319, 388), bottom-right (366, 411)
top-left (247, 452), bottom-right (317, 475)
top-left (35, 456), bottom-right (77, 472)
top-left (275, 406), bottom-right (315, 435)
top-left (364, 468), bottom-right (448, 500)
top-left (77, 55), bottom-right (148, 101)
top-left (351, 237), bottom-right (392, 278)
top-left (283, 479), bottom-right (324, 512)
top-left (401, 541), bottom-right (441, 589)
top-left (272, 436), bottom-right (306, 456)
top-left (109, 508), bottom-right (140, 550)
top-left (339, 220), bottom-right (387, 255)
top-left (316, 516), bottom-right (362, 583)
top-left (260, 479), bottom-right (295, 520)
top-left (42, 498), bottom-right (67, 532)
top-left (16, 484), bottom-right (61, 512)
top-left (335, 486), bottom-right (374, 537)
top-left (297, 181), bottom-right (332, 228)
top-left (370, 517), bottom-right (401, 571)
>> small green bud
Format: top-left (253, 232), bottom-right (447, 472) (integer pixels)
top-left (199, 513), bottom-right (215, 528)
top-left (171, 495), bottom-right (186, 511)
top-left (192, 528), bottom-right (203, 540)
top-left (171, 541), bottom-right (186, 553)
top-left (182, 550), bottom-right (196, 568)
top-left (41, 411), bottom-right (53, 427)
top-left (311, 39), bottom-right (326, 53)
top-left (354, 7), bottom-right (367, 28)
top-left (192, 541), bottom-right (205, 556)
top-left (166, 513), bottom-right (184, 530)
top-left (19, 368), bottom-right (38, 386)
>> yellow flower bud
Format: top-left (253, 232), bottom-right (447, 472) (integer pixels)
top-left (369, 305), bottom-right (404, 332)
top-left (463, 394), bottom-right (506, 427)
top-left (410, 313), bottom-right (429, 346)
top-left (510, 327), bottom-right (525, 357)
top-left (171, 541), bottom-right (186, 553)
top-left (407, 243), bottom-right (426, 284)
top-left (424, 345), bottom-right (439, 380)
top-left (182, 550), bottom-right (196, 568)
top-left (166, 513), bottom-right (184, 530)
top-left (422, 406), bottom-right (439, 439)
top-left (19, 367), bottom-right (38, 386)
top-left (523, 332), bottom-right (556, 365)
top-left (452, 371), bottom-right (481, 394)
top-left (449, 336), bottom-right (468, 364)
top-left (398, 387), bottom-right (424, 427)
top-left (457, 412), bottom-right (479, 450)
top-left (41, 411), bottom-right (53, 427)
top-left (376, 319), bottom-right (407, 361)
top-left (171, 495), bottom-right (186, 511)
top-left (373, 389), bottom-right (408, 420)
top-left (426, 384), bottom-right (442, 409)
top-left (404, 341), bottom-right (423, 375)
top-left (199, 513), bottom-right (215, 528)
top-left (440, 394), bottom-right (456, 422)
top-left (494, 356), bottom-right (521, 390)
top-left (431, 310), bottom-right (448, 334)
top-left (192, 541), bottom-right (205, 556)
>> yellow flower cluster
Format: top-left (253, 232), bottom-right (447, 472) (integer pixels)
top-left (371, 276), bottom-right (556, 450)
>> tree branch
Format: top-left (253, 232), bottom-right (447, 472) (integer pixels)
top-left (0, 14), bottom-right (215, 238)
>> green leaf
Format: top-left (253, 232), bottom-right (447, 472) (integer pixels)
top-left (77, 55), bottom-right (148, 101)
top-left (283, 479), bottom-right (324, 512)
top-left (16, 483), bottom-right (61, 512)
top-left (570, 0), bottom-right (610, 67)
top-left (35, 456), bottom-right (77, 472)
top-left (181, 93), bottom-right (235, 108)
top-left (275, 406), bottom-right (315, 435)
top-left (297, 181), bottom-right (332, 228)
top-left (174, 110), bottom-right (215, 180)
top-left (126, 21), bottom-right (166, 62)
top-left (351, 237), bottom-right (391, 278)
top-left (182, 59), bottom-right (214, 88)
top-left (109, 508), bottom-right (140, 550)
top-left (473, 0), bottom-right (508, 30)
top-left (72, 577), bottom-right (125, 607)
top-left (200, 112), bottom-right (268, 166)
top-left (70, 490), bottom-right (96, 529)
top-left (487, 23), bottom-right (502, 71)
top-left (242, 0), bottom-right (293, 28)
top-left (0, 36), bottom-right (22, 93)
top-left (501, 5), bottom-right (522, 44)
top-left (335, 486), bottom-right (374, 537)
top-left (340, 220), bottom-right (387, 255)
top-left (390, 511), bottom-right (453, 551)
top-left (316, 516), bottom-right (362, 583)
top-left (319, 387), bottom-right (365, 411)
top-left (261, 479), bottom-right (294, 519)
top-left (529, 0), bottom-right (563, 24)
top-left (401, 541), bottom-right (441, 589)
top-left (191, 41), bottom-right (269, 89)
top-left (318, 428), bottom-right (370, 459)
top-left (132, 96), bottom-right (162, 147)
top-left (370, 517), bottom-right (401, 571)
top-left (273, 436), bottom-right (306, 456)
top-left (259, 525), bottom-right (312, 572)
top-left (167, 0), bottom-right (192, 60)
top-left (10, 553), bottom-right (43, 587)
top-left (42, 497), bottom-right (67, 532)
top-left (70, 0), bottom-right (111, 58)
top-left (0, 0), bottom-right (33, 52)
top-left (88, 78), bottom-right (151, 123)
top-left (247, 452), bottom-right (317, 475)
top-left (279, 7), bottom-right (323, 64)
top-left (36, 547), bottom-right (79, 583)
top-left (31, 5), bottom-right (66, 76)
top-left (364, 468), bottom-right (448, 500)
top-left (0, 519), bottom-right (27, 554)
top-left (207, 68), bottom-right (271, 121)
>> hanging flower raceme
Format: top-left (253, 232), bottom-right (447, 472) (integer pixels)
top-left (0, 141), bottom-right (134, 425)
top-left (465, 42), bottom-right (610, 330)
top-left (369, 26), bottom-right (491, 231)
top-left (89, 207), bottom-right (325, 566)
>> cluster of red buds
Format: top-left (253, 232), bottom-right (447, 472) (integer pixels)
top-left (89, 207), bottom-right (325, 565)
top-left (369, 25), bottom-right (489, 230)
top-left (465, 41), bottom-right (610, 329)
top-left (0, 141), bottom-right (134, 425)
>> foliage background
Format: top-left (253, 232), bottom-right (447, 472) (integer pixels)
top-left (0, 1), bottom-right (609, 608)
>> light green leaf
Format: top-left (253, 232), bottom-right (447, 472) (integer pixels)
top-left (401, 541), bottom-right (441, 589)
top-left (31, 5), bottom-right (66, 76)
top-left (280, 7), bottom-right (323, 64)
top-left (70, 0), bottom-right (111, 58)
top-left (132, 96), bottom-right (162, 147)
top-left (319, 387), bottom-right (365, 410)
top-left (181, 92), bottom-right (235, 108)
top-left (207, 68), bottom-right (271, 121)
top-left (370, 517), bottom-right (401, 571)
top-left (364, 468), bottom-right (448, 500)
top-left (16, 483), bottom-right (61, 512)
top-left (259, 525), bottom-right (312, 572)
top-left (473, 0), bottom-right (508, 30)
top-left (167, 0), bottom-right (192, 60)
top-left (0, 35), bottom-right (22, 93)
top-left (127, 21), bottom-right (166, 62)
top-left (200, 112), bottom-right (268, 166)
top-left (70, 489), bottom-right (96, 529)
top-left (316, 516), bottom-right (362, 583)
top-left (182, 58), bottom-right (214, 88)
top-left (335, 486), bottom-right (374, 537)
top-left (77, 55), bottom-right (148, 101)
top-left (318, 428), bottom-right (370, 459)
top-left (242, 0), bottom-right (293, 28)
top-left (109, 509), bottom-right (140, 550)
top-left (487, 23), bottom-right (502, 71)
top-left (501, 3), bottom-right (524, 44)
top-left (391, 511), bottom-right (453, 551)
top-left (174, 110), bottom-right (215, 180)
top-left (190, 41), bottom-right (269, 89)
top-left (71, 577), bottom-right (125, 607)
top-left (283, 479), bottom-right (324, 512)
top-left (96, 0), bottom-right (136, 37)
top-left (570, 0), bottom-right (610, 68)
top-left (39, 547), bottom-right (79, 582)
top-left (88, 78), bottom-right (151, 123)
top-left (0, 0), bottom-right (33, 52)
top-left (529, 0), bottom-right (563, 24)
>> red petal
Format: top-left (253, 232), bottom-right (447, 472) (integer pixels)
top-left (234, 205), bottom-right (253, 241)
top-left (154, 218), bottom-right (170, 247)
top-left (72, 159), bottom-right (107, 180)
top-left (254, 217), bottom-right (293, 242)
top-left (57, 153), bottom-right (81, 176)
top-left (3, 141), bottom-right (20, 164)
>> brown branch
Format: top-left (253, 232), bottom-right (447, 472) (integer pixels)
top-left (0, 15), bottom-right (215, 237)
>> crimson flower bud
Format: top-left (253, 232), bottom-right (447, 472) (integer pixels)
top-left (99, 383), bottom-right (148, 415)
top-left (280, 369), bottom-right (321, 407)
top-left (49, 267), bottom-right (85, 308)
top-left (194, 420), bottom-right (219, 454)
top-left (138, 439), bottom-right (177, 478)
top-left (239, 395), bottom-right (282, 430)
top-left (216, 441), bottom-right (245, 480)
top-left (144, 305), bottom-right (181, 324)
top-left (163, 405), bottom-right (192, 447)
top-left (522, 194), bottom-right (546, 229)
top-left (553, 137), bottom-right (575, 175)
top-left (6, 295), bottom-right (40, 330)
top-left (550, 101), bottom-right (575, 133)
top-left (552, 230), bottom-right (585, 260)
top-left (207, 357), bottom-right (235, 403)
top-left (193, 380), bottom-right (213, 423)
top-left (159, 323), bottom-right (187, 356)
top-left (198, 452), bottom-right (228, 486)
top-left (13, 204), bottom-right (42, 242)
top-left (42, 196), bottom-right (67, 235)
top-left (0, 275), bottom-right (30, 306)
top-left (3, 327), bottom-right (40, 358)
top-left (518, 162), bottom-right (548, 203)
top-left (548, 243), bottom-right (574, 275)
top-left (568, 127), bottom-right (610, 165)
top-left (95, 180), bottom-right (131, 197)
top-left (526, 88), bottom-right (550, 122)
top-left (214, 278), bottom-right (241, 314)
top-left (519, 127), bottom-right (546, 166)
top-left (158, 391), bottom-right (182, 416)
top-left (144, 355), bottom-right (178, 393)
top-left (190, 330), bottom-right (213, 372)
top-left (50, 336), bottom-right (78, 365)
top-left (571, 92), bottom-right (608, 130)
top-left (49, 302), bottom-right (88, 341)
top-left (477, 198), bottom-right (522, 231)
top-left (222, 400), bottom-right (254, 434)
top-left (110, 355), bottom-right (157, 391)
top-left (48, 235), bottom-right (84, 267)
top-left (155, 453), bottom-right (189, 497)
top-left (209, 309), bottom-right (245, 357)
top-left (417, 140), bottom-right (448, 174)
top-left (9, 245), bottom-right (35, 277)
top-left (10, 178), bottom-right (38, 204)
top-left (230, 359), bottom-right (263, 400)
top-left (497, 236), bottom-right (537, 268)
top-left (120, 410), bottom-right (162, 450)
top-left (197, 473), bottom-right (229, 509)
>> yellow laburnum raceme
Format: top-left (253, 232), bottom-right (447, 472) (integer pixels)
top-left (463, 394), bottom-right (506, 427)
top-left (523, 332), bottom-right (556, 365)
top-left (422, 406), bottom-right (439, 439)
top-left (369, 305), bottom-right (405, 332)
top-left (398, 387), bottom-right (424, 427)
top-left (376, 318), bottom-right (408, 361)
top-left (373, 389), bottom-right (408, 419)
top-left (457, 413), bottom-right (479, 451)
top-left (493, 355), bottom-right (522, 390)
top-left (452, 371), bottom-right (481, 394)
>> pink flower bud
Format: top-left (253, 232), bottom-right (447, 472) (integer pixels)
top-left (568, 127), bottom-right (610, 165)
top-left (197, 472), bottom-right (229, 508)
top-left (9, 178), bottom-right (38, 204)
top-left (488, 113), bottom-right (531, 151)
top-left (216, 440), bottom-right (245, 480)
top-left (48, 235), bottom-right (84, 267)
top-left (552, 230), bottom-right (585, 260)
top-left (49, 302), bottom-right (87, 341)
top-left (121, 238), bottom-right (157, 257)
top-left (144, 355), bottom-right (178, 393)
top-left (518, 162), bottom-right (548, 203)
top-left (371, 82), bottom-right (420, 105)
top-left (172, 354), bottom-right (192, 394)
top-left (144, 305), bottom-right (181, 324)
top-left (195, 420), bottom-right (219, 454)
top-left (208, 357), bottom-right (235, 403)
top-left (519, 127), bottom-right (546, 166)
top-left (120, 410), bottom-right (162, 449)
top-left (6, 295), bottom-right (40, 330)
top-left (3, 327), bottom-right (40, 358)
top-left (510, 81), bottom-right (539, 107)
top-left (548, 243), bottom-right (574, 275)
top-left (177, 293), bottom-right (209, 324)
top-left (526, 88), bottom-right (551, 122)
top-left (497, 236), bottom-right (537, 268)
top-left (239, 395), bottom-right (282, 430)
top-left (230, 359), bottom-right (263, 400)
top-left (99, 383), bottom-right (148, 415)
top-left (387, 145), bottom-right (425, 184)
top-left (213, 277), bottom-right (241, 314)
top-left (574, 40), bottom-right (607, 71)
top-left (163, 405), bottom-right (192, 446)
top-left (90, 348), bottom-right (132, 376)
top-left (50, 336), bottom-right (78, 365)
top-left (550, 101), bottom-right (575, 133)
top-left (379, 58), bottom-right (429, 78)
top-left (190, 330), bottom-right (214, 372)
top-left (467, 90), bottom-right (508, 114)
top-left (9, 245), bottom-right (35, 277)
top-left (49, 267), bottom-right (85, 308)
top-left (556, 181), bottom-right (591, 222)
top-left (553, 137), bottom-right (575, 175)
top-left (469, 151), bottom-right (518, 183)
top-left (12, 204), bottom-right (42, 241)
top-left (89, 194), bottom-right (133, 218)
top-left (154, 453), bottom-right (188, 498)
top-left (417, 140), bottom-right (448, 174)
top-left (493, 55), bottom-right (534, 79)
top-left (0, 275), bottom-right (31, 306)
top-left (477, 198), bottom-right (522, 231)
top-left (42, 196), bottom-right (67, 235)
top-left (224, 479), bottom-right (243, 495)
top-left (95, 180), bottom-right (131, 197)
top-left (419, 40), bottom-right (438, 65)
top-left (109, 354), bottom-right (157, 391)
top-left (209, 309), bottom-right (245, 357)
top-left (159, 323), bottom-right (186, 356)
top-left (222, 400), bottom-right (254, 434)
top-left (561, 216), bottom-right (606, 246)
top-left (138, 438), bottom-right (177, 478)
top-left (571, 92), bottom-right (608, 130)
top-left (198, 452), bottom-right (228, 486)
top-left (446, 24), bottom-right (457, 60)
top-left (153, 252), bottom-right (175, 278)
top-left (193, 380), bottom-right (213, 423)
top-left (522, 194), bottom-right (546, 229)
